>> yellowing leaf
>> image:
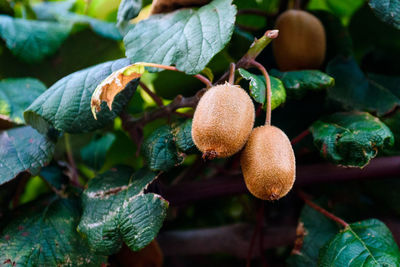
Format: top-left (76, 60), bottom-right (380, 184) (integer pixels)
top-left (91, 63), bottom-right (146, 119)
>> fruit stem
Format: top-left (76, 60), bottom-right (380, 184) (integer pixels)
top-left (228, 63), bottom-right (236, 84)
top-left (297, 190), bottom-right (349, 228)
top-left (139, 81), bottom-right (163, 107)
top-left (250, 60), bottom-right (272, 125)
top-left (64, 133), bottom-right (81, 188)
top-left (137, 62), bottom-right (213, 88)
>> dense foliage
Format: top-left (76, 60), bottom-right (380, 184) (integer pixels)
top-left (0, 0), bottom-right (399, 266)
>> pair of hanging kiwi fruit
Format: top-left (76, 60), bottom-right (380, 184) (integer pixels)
top-left (192, 81), bottom-right (295, 201)
top-left (191, 8), bottom-right (326, 201)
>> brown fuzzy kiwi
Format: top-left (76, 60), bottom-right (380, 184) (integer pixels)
top-left (192, 82), bottom-right (255, 159)
top-left (240, 125), bottom-right (295, 200)
top-left (151, 0), bottom-right (211, 14)
top-left (273, 10), bottom-right (326, 71)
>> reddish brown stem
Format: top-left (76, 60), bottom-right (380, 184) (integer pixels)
top-left (297, 190), bottom-right (349, 228)
top-left (250, 60), bottom-right (272, 125)
top-left (291, 129), bottom-right (311, 145)
top-left (228, 63), bottom-right (235, 84)
top-left (139, 81), bottom-right (163, 107)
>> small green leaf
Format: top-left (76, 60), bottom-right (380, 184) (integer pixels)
top-left (32, 0), bottom-right (75, 21)
top-left (117, 0), bottom-right (142, 28)
top-left (0, 196), bottom-right (107, 266)
top-left (270, 69), bottom-right (334, 99)
top-left (56, 12), bottom-right (122, 41)
top-left (319, 219), bottom-right (400, 266)
top-left (0, 15), bottom-right (72, 63)
top-left (142, 125), bottom-right (183, 171)
top-left (287, 204), bottom-right (340, 267)
top-left (369, 0), bottom-right (400, 30)
top-left (24, 58), bottom-right (138, 135)
top-left (77, 167), bottom-right (168, 255)
top-left (310, 112), bottom-right (394, 167)
top-left (124, 0), bottom-right (237, 74)
top-left (80, 133), bottom-right (116, 171)
top-left (326, 57), bottom-right (400, 116)
top-left (39, 164), bottom-right (68, 191)
top-left (382, 109), bottom-right (400, 153)
top-left (0, 78), bottom-right (47, 125)
top-left (0, 126), bottom-right (55, 186)
top-left (238, 68), bottom-right (286, 110)
top-left (172, 119), bottom-right (195, 153)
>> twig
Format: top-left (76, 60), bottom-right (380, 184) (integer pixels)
top-left (291, 129), bottom-right (311, 145)
top-left (139, 81), bottom-right (163, 107)
top-left (64, 134), bottom-right (81, 188)
top-left (157, 223), bottom-right (296, 258)
top-left (228, 63), bottom-right (236, 84)
top-left (160, 156), bottom-right (400, 206)
top-left (250, 60), bottom-right (272, 125)
top-left (246, 202), bottom-right (265, 267)
top-left (297, 190), bottom-right (349, 227)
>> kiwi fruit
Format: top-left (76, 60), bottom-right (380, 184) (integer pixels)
top-left (273, 10), bottom-right (326, 71)
top-left (240, 125), bottom-right (295, 200)
top-left (151, 0), bottom-right (211, 14)
top-left (192, 82), bottom-right (255, 159)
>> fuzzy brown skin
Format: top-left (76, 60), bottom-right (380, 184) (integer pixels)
top-left (151, 0), bottom-right (211, 14)
top-left (273, 10), bottom-right (326, 71)
top-left (192, 83), bottom-right (255, 159)
top-left (241, 126), bottom-right (296, 200)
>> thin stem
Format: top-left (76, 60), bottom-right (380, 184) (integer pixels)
top-left (250, 60), bottom-right (272, 125)
top-left (64, 133), bottom-right (80, 188)
top-left (294, 0), bottom-right (301, 9)
top-left (246, 203), bottom-right (264, 267)
top-left (137, 62), bottom-right (212, 88)
top-left (291, 129), bottom-right (311, 145)
top-left (139, 81), bottom-right (163, 107)
top-left (297, 190), bottom-right (349, 228)
top-left (228, 63), bottom-right (235, 84)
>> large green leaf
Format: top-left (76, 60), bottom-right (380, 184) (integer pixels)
top-left (326, 57), bottom-right (400, 116)
top-left (0, 15), bottom-right (72, 63)
top-left (32, 0), bottom-right (75, 21)
top-left (0, 196), bottom-right (107, 266)
top-left (124, 0), bottom-right (236, 74)
top-left (172, 119), bottom-right (196, 153)
top-left (142, 125), bottom-right (183, 171)
top-left (287, 205), bottom-right (340, 267)
top-left (270, 69), bottom-right (334, 99)
top-left (0, 78), bottom-right (47, 125)
top-left (238, 68), bottom-right (286, 110)
top-left (310, 112), bottom-right (394, 167)
top-left (369, 0), bottom-right (400, 30)
top-left (80, 133), bottom-right (116, 171)
top-left (24, 58), bottom-right (138, 135)
top-left (77, 167), bottom-right (168, 255)
top-left (308, 0), bottom-right (364, 24)
top-left (319, 219), bottom-right (400, 266)
top-left (0, 126), bottom-right (55, 186)
top-left (39, 164), bottom-right (68, 191)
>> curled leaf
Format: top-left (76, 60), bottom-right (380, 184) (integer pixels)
top-left (91, 63), bottom-right (146, 119)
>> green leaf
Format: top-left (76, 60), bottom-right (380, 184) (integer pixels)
top-left (24, 58), bottom-right (138, 135)
top-left (0, 196), bottom-right (107, 266)
top-left (287, 204), bottom-right (340, 267)
top-left (39, 164), bottom-right (68, 191)
top-left (80, 133), bottom-right (116, 171)
top-left (117, 0), bottom-right (142, 27)
top-left (142, 125), bottom-right (183, 171)
top-left (56, 12), bottom-right (122, 41)
top-left (382, 109), bottom-right (400, 153)
top-left (0, 126), bottom-right (55, 186)
top-left (319, 219), bottom-right (400, 266)
top-left (308, 0), bottom-right (364, 24)
top-left (32, 0), bottom-right (75, 21)
top-left (270, 69), bottom-right (334, 99)
top-left (172, 119), bottom-right (195, 153)
top-left (0, 78), bottom-right (47, 125)
top-left (238, 68), bottom-right (286, 110)
top-left (310, 112), bottom-right (394, 167)
top-left (77, 167), bottom-right (168, 255)
top-left (0, 15), bottom-right (72, 63)
top-left (369, 0), bottom-right (400, 30)
top-left (326, 57), bottom-right (400, 116)
top-left (124, 0), bottom-right (237, 74)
